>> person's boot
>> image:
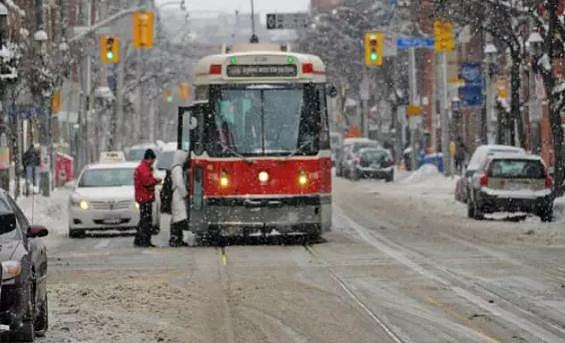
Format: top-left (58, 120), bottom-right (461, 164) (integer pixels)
top-left (169, 222), bottom-right (187, 247)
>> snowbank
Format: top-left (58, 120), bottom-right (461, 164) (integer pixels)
top-left (402, 164), bottom-right (448, 185)
top-left (17, 189), bottom-right (70, 237)
top-left (553, 196), bottom-right (565, 223)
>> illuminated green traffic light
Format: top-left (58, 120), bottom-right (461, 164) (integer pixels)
top-left (106, 51), bottom-right (114, 61)
top-left (167, 95), bottom-right (173, 103)
top-left (370, 51), bottom-right (378, 61)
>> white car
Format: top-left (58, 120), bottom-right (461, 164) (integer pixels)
top-left (68, 162), bottom-right (160, 237)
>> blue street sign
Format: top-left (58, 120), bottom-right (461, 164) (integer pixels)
top-left (10, 106), bottom-right (45, 119)
top-left (396, 37), bottom-right (435, 49)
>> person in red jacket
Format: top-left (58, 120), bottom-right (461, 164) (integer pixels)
top-left (133, 149), bottom-right (161, 247)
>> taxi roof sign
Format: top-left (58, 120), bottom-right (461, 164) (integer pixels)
top-left (99, 151), bottom-right (126, 163)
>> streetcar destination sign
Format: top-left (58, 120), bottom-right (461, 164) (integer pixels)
top-left (266, 13), bottom-right (309, 30)
top-left (226, 65), bottom-right (297, 77)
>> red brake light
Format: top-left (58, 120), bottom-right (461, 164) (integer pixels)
top-left (302, 63), bottom-right (314, 74)
top-left (545, 175), bottom-right (554, 189)
top-left (479, 173), bottom-right (489, 186)
top-left (209, 64), bottom-right (222, 75)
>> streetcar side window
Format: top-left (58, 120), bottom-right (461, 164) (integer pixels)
top-left (317, 84), bottom-right (330, 150)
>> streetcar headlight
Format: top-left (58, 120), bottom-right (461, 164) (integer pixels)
top-left (258, 171), bottom-right (269, 183)
top-left (79, 200), bottom-right (89, 210)
top-left (219, 171), bottom-right (229, 188)
top-left (298, 170), bottom-right (308, 186)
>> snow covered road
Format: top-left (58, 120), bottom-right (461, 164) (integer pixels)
top-left (16, 173), bottom-right (565, 343)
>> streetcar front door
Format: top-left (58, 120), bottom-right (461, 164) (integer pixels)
top-left (178, 104), bottom-right (208, 234)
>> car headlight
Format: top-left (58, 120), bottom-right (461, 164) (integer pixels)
top-left (135, 202), bottom-right (140, 210)
top-left (2, 261), bottom-right (22, 281)
top-left (79, 200), bottom-right (89, 210)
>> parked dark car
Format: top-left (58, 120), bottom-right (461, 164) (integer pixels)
top-left (346, 147), bottom-right (394, 182)
top-left (467, 153), bottom-right (554, 221)
top-left (0, 191), bottom-right (48, 341)
top-left (336, 138), bottom-right (382, 177)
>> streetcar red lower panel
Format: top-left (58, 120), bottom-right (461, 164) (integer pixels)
top-left (189, 157), bottom-right (332, 236)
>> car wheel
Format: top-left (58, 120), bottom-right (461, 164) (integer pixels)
top-left (539, 207), bottom-right (553, 222)
top-left (467, 200), bottom-right (475, 218)
top-left (385, 170), bottom-right (394, 183)
top-left (473, 200), bottom-right (484, 220)
top-left (34, 292), bottom-right (48, 336)
top-left (12, 282), bottom-right (35, 342)
top-left (69, 228), bottom-right (85, 238)
top-left (351, 170), bottom-right (360, 181)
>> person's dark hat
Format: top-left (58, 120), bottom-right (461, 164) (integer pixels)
top-left (144, 149), bottom-right (156, 160)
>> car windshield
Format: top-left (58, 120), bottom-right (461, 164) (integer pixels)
top-left (362, 150), bottom-right (390, 163)
top-left (78, 168), bottom-right (135, 187)
top-left (0, 199), bottom-right (18, 240)
top-left (489, 159), bottom-right (546, 179)
top-left (156, 151), bottom-right (175, 170)
top-left (352, 143), bottom-right (380, 153)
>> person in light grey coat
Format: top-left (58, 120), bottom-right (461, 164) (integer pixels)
top-left (169, 150), bottom-right (189, 247)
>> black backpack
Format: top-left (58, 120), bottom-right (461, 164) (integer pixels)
top-left (160, 170), bottom-right (173, 214)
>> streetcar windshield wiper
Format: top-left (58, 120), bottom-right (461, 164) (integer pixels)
top-left (285, 141), bottom-right (313, 160)
top-left (217, 141), bottom-right (255, 164)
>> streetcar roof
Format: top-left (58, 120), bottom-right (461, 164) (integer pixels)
top-left (194, 49), bottom-right (326, 85)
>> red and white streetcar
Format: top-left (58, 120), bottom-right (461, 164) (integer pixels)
top-left (178, 43), bottom-right (333, 240)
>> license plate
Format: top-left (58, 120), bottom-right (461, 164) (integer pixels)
top-left (103, 216), bottom-right (122, 224)
top-left (507, 182), bottom-right (527, 191)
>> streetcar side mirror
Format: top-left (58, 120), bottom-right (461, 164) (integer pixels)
top-left (328, 85), bottom-right (338, 98)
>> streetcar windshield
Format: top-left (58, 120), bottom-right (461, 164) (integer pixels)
top-left (207, 84), bottom-right (327, 157)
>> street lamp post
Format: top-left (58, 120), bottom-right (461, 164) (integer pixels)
top-left (484, 43), bottom-right (498, 144)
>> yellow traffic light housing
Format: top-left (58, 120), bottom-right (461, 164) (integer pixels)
top-left (101, 35), bottom-right (120, 64)
top-left (179, 83), bottom-right (191, 101)
top-left (51, 88), bottom-right (61, 113)
top-left (364, 32), bottom-right (384, 67)
top-left (133, 11), bottom-right (154, 48)
top-left (434, 19), bottom-right (455, 52)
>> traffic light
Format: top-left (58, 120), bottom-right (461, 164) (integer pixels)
top-left (51, 88), bottom-right (61, 113)
top-left (364, 32), bottom-right (384, 67)
top-left (133, 11), bottom-right (154, 48)
top-left (179, 83), bottom-right (191, 101)
top-left (101, 35), bottom-right (120, 64)
top-left (164, 90), bottom-right (173, 103)
top-left (434, 19), bottom-right (454, 52)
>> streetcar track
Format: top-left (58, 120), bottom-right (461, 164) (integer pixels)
top-left (216, 246), bottom-right (236, 343)
top-left (303, 244), bottom-right (410, 343)
top-left (336, 206), bottom-right (565, 342)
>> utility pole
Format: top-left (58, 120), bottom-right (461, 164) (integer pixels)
top-left (408, 47), bottom-right (418, 171)
top-left (359, 73), bottom-right (369, 138)
top-left (439, 51), bottom-right (451, 176)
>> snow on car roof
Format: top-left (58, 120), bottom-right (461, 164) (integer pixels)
top-left (86, 162), bottom-right (138, 170)
top-left (343, 138), bottom-right (380, 145)
top-left (488, 153), bottom-right (542, 161)
top-left (467, 144), bottom-right (526, 171)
